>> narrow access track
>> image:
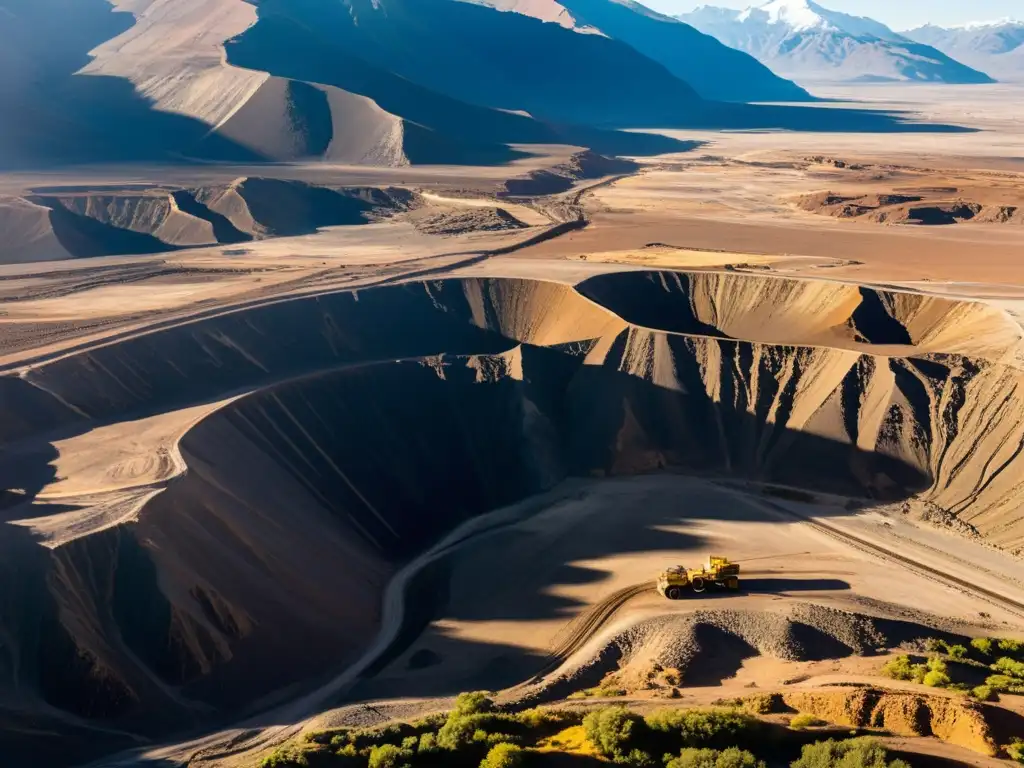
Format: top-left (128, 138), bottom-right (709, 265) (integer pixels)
top-left (753, 495), bottom-right (1024, 620)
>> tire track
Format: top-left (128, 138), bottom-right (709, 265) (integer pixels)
top-left (530, 582), bottom-right (653, 680)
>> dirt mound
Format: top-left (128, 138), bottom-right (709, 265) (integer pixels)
top-left (547, 603), bottom-right (939, 696)
top-left (414, 207), bottom-right (529, 236)
top-left (781, 689), bottom-right (996, 756)
top-left (796, 189), bottom-right (1022, 226)
top-left (501, 151), bottom-right (640, 197)
top-left (6, 271), bottom-right (1024, 762)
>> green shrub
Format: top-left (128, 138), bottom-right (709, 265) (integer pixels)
top-left (923, 638), bottom-right (944, 653)
top-left (347, 723), bottom-right (417, 751)
top-left (584, 706), bottom-right (643, 759)
top-left (742, 693), bottom-right (784, 715)
top-left (515, 707), bottom-right (575, 730)
top-left (998, 638), bottom-right (1023, 655)
top-left (984, 674), bottom-right (1023, 693)
top-left (971, 685), bottom-right (996, 701)
top-left (418, 732), bottom-right (438, 754)
top-left (614, 748), bottom-right (656, 767)
top-left (667, 747), bottom-right (765, 768)
top-left (922, 658), bottom-right (950, 688)
top-left (945, 644), bottom-right (968, 660)
top-left (790, 714), bottom-right (824, 729)
top-left (368, 744), bottom-right (413, 768)
top-left (971, 638), bottom-right (994, 656)
top-left (410, 713), bottom-right (448, 730)
top-left (480, 742), bottom-right (524, 768)
top-left (992, 657), bottom-right (1024, 679)
top-left (644, 708), bottom-right (754, 748)
top-left (454, 692), bottom-right (495, 717)
top-left (791, 737), bottom-right (910, 768)
top-left (880, 656), bottom-right (914, 681)
top-left (570, 685), bottom-right (628, 699)
top-left (437, 716), bottom-right (479, 751)
top-left (1007, 739), bottom-right (1024, 764)
top-left (261, 747), bottom-right (310, 768)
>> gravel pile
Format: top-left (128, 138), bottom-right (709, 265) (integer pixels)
top-left (539, 601), bottom-right (951, 697)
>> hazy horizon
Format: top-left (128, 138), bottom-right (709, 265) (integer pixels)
top-left (646, 0), bottom-right (1021, 30)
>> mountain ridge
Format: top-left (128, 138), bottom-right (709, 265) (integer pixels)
top-left (905, 19), bottom-right (1024, 81)
top-left (680, 0), bottom-right (996, 85)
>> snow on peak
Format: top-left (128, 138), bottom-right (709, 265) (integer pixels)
top-left (951, 17), bottom-right (1022, 31)
top-left (739, 0), bottom-right (825, 32)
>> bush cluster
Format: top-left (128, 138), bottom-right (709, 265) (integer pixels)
top-left (261, 747), bottom-right (311, 768)
top-left (791, 738), bottom-right (910, 768)
top-left (880, 655), bottom-right (950, 688)
top-left (581, 706), bottom-right (760, 767)
top-left (665, 747), bottom-right (764, 768)
top-left (1007, 739), bottom-right (1024, 764)
top-left (291, 692), bottom-right (581, 768)
top-left (788, 714), bottom-right (824, 730)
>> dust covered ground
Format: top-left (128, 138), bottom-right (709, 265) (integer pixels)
top-left (2, 85), bottom-right (1024, 768)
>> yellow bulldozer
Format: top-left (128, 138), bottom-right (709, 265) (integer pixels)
top-left (656, 556), bottom-right (740, 599)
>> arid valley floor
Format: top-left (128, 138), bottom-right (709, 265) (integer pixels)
top-left (4, 84), bottom-right (1024, 768)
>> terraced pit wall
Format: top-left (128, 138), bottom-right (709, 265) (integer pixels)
top-left (2, 272), bottom-right (1024, 764)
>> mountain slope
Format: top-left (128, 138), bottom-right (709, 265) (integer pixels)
top-left (468, 0), bottom-right (812, 102)
top-left (244, 0), bottom-right (702, 128)
top-left (905, 20), bottom-right (1024, 81)
top-left (0, 0), bottom-right (692, 168)
top-left (680, 0), bottom-right (995, 84)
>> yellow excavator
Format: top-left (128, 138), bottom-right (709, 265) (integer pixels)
top-left (656, 556), bottom-right (740, 599)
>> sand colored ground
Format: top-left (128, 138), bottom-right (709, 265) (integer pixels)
top-left (4, 85), bottom-right (1024, 768)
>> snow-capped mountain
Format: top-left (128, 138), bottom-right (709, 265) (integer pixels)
top-left (905, 19), bottom-right (1024, 80)
top-left (679, 0), bottom-right (994, 84)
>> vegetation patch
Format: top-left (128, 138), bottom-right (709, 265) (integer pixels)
top-left (791, 738), bottom-right (909, 768)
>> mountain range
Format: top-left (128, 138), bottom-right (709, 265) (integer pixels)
top-left (905, 19), bottom-right (1024, 81)
top-left (0, 0), bottom-right (977, 171)
top-left (679, 0), bottom-right (996, 84)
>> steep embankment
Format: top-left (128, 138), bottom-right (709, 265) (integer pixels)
top-left (3, 271), bottom-right (1024, 764)
top-left (0, 181), bottom-right (417, 262)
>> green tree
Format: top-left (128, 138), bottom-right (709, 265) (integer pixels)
top-left (644, 708), bottom-right (753, 748)
top-left (971, 638), bottom-right (993, 656)
top-left (945, 644), bottom-right (967, 660)
top-left (368, 744), bottom-right (413, 768)
top-left (454, 691), bottom-right (495, 717)
top-left (437, 715), bottom-right (478, 751)
top-left (880, 656), bottom-right (914, 681)
top-left (261, 747), bottom-right (310, 768)
top-left (584, 706), bottom-right (643, 759)
top-left (992, 657), bottom-right (1024, 679)
top-left (480, 742), bottom-right (524, 768)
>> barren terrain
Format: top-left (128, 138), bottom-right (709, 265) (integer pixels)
top-left (2, 84), bottom-right (1024, 768)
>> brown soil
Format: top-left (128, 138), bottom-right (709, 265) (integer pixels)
top-left (781, 689), bottom-right (998, 756)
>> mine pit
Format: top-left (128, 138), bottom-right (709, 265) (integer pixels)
top-left (4, 268), bottom-right (1024, 765)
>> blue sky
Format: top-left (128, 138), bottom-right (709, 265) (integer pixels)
top-left (644, 0), bottom-right (1022, 29)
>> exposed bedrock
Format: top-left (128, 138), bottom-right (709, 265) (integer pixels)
top-left (2, 270), bottom-right (1024, 763)
top-left (3, 180), bottom-right (416, 261)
